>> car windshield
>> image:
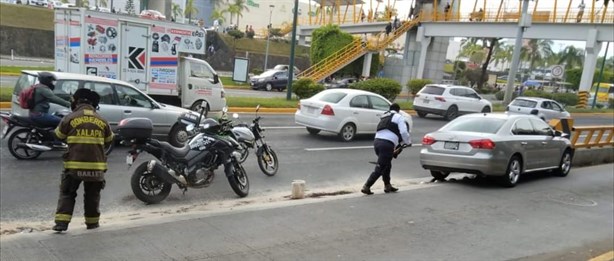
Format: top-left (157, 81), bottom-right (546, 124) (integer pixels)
top-left (319, 92), bottom-right (347, 103)
top-left (441, 118), bottom-right (507, 134)
top-left (511, 99), bottom-right (538, 108)
top-left (420, 86), bottom-right (445, 95)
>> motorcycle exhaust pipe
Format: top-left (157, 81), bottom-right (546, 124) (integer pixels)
top-left (146, 160), bottom-right (187, 185)
top-left (20, 143), bottom-right (52, 151)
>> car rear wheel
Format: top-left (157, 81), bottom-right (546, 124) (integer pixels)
top-left (430, 170), bottom-right (449, 181)
top-left (416, 111), bottom-right (427, 118)
top-left (306, 127), bottom-right (320, 135)
top-left (481, 106), bottom-right (491, 113)
top-left (444, 105), bottom-right (458, 121)
top-left (500, 156), bottom-right (522, 187)
top-left (553, 149), bottom-right (572, 177)
top-left (338, 123), bottom-right (356, 142)
top-left (265, 83), bottom-right (273, 91)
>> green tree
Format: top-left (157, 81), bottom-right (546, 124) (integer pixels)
top-left (185, 0), bottom-right (199, 24)
top-left (458, 40), bottom-right (483, 60)
top-left (557, 46), bottom-right (584, 69)
top-left (521, 39), bottom-right (554, 70)
top-left (229, 0), bottom-right (250, 26)
top-left (171, 3), bottom-right (183, 21)
top-left (94, 0), bottom-right (108, 8)
top-left (210, 9), bottom-right (227, 25)
top-left (477, 38), bottom-right (500, 89)
top-left (596, 56), bottom-right (614, 71)
top-left (125, 0), bottom-right (135, 15)
top-left (491, 44), bottom-right (513, 69)
top-left (226, 4), bottom-right (240, 26)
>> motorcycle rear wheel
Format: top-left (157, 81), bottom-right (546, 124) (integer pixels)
top-left (257, 146), bottom-right (278, 176)
top-left (131, 162), bottom-right (172, 204)
top-left (237, 143), bottom-right (249, 163)
top-left (227, 160), bottom-right (249, 197)
top-left (8, 128), bottom-right (42, 160)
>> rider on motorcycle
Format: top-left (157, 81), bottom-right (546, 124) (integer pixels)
top-left (29, 72), bottom-right (71, 127)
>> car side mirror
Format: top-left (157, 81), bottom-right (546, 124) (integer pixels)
top-left (211, 74), bottom-right (220, 84)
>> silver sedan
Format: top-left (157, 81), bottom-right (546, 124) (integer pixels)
top-left (420, 113), bottom-right (573, 187)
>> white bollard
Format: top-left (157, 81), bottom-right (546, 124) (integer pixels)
top-left (11, 49), bottom-right (14, 60)
top-left (291, 180), bottom-right (306, 199)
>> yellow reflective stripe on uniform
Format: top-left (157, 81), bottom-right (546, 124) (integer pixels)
top-left (104, 133), bottom-right (115, 143)
top-left (66, 136), bottom-right (105, 145)
top-left (55, 213), bottom-right (72, 222)
top-left (64, 161), bottom-right (107, 170)
top-left (55, 128), bottom-right (67, 139)
top-left (85, 217), bottom-right (99, 224)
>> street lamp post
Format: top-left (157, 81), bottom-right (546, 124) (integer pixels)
top-left (503, 0), bottom-right (532, 105)
top-left (263, 5), bottom-right (275, 72)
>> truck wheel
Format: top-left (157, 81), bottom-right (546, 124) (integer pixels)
top-left (190, 100), bottom-right (208, 112)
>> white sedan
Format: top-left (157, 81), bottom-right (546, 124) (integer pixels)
top-left (295, 89), bottom-right (413, 141)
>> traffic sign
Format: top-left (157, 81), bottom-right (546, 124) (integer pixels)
top-left (551, 65), bottom-right (564, 78)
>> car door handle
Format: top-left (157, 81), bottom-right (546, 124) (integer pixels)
top-left (353, 112), bottom-right (359, 115)
top-left (541, 141), bottom-right (548, 145)
top-left (520, 142), bottom-right (528, 145)
top-left (188, 84), bottom-right (193, 90)
top-left (124, 110), bottom-right (132, 113)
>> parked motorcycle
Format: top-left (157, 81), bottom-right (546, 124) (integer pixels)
top-left (1, 110), bottom-right (113, 160)
top-left (120, 102), bottom-right (249, 204)
top-left (227, 105), bottom-right (278, 176)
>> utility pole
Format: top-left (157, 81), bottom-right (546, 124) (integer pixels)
top-left (503, 0), bottom-right (532, 105)
top-left (286, 0), bottom-right (299, 100)
top-left (264, 5), bottom-right (275, 71)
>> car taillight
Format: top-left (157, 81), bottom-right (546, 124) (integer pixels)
top-left (469, 139), bottom-right (495, 150)
top-left (435, 96), bottom-right (446, 102)
top-left (321, 105), bottom-right (334, 116)
top-left (422, 135), bottom-right (436, 145)
top-left (297, 102), bottom-right (301, 110)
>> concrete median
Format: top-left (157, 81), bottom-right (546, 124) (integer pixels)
top-left (572, 147), bottom-right (614, 167)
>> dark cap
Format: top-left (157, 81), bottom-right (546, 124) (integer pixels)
top-left (389, 103), bottom-right (400, 112)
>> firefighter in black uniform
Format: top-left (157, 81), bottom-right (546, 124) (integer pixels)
top-left (52, 89), bottom-right (114, 232)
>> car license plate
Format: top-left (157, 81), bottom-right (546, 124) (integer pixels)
top-left (444, 142), bottom-right (459, 150)
top-left (307, 107), bottom-right (315, 114)
top-left (423, 99), bottom-right (429, 104)
top-left (1, 126), bottom-right (7, 138)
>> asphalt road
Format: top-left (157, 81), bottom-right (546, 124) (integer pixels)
top-left (1, 114), bottom-right (613, 226)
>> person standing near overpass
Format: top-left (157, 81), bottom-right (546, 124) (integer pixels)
top-left (577, 1), bottom-right (585, 22)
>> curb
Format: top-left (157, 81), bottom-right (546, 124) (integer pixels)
top-left (0, 102), bottom-right (9, 109)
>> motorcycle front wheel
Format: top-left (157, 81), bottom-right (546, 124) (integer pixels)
top-left (237, 143), bottom-right (249, 163)
top-left (257, 146), bottom-right (278, 176)
top-left (131, 162), bottom-right (172, 204)
top-left (8, 128), bottom-right (42, 160)
top-left (227, 160), bottom-right (249, 197)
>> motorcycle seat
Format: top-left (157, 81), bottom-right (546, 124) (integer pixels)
top-left (11, 115), bottom-right (55, 129)
top-left (158, 141), bottom-right (191, 158)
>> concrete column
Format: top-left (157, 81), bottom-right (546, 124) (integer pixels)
top-left (362, 52), bottom-right (373, 77)
top-left (416, 27), bottom-right (432, 79)
top-left (299, 36), bottom-right (306, 46)
top-left (578, 29), bottom-right (602, 92)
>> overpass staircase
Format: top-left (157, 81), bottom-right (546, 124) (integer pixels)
top-left (297, 18), bottom-right (421, 82)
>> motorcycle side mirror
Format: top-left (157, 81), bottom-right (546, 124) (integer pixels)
top-left (223, 107), bottom-right (228, 113)
top-left (232, 113), bottom-right (239, 119)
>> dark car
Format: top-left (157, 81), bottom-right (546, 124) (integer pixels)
top-left (250, 70), bottom-right (290, 91)
top-left (324, 77), bottom-right (357, 89)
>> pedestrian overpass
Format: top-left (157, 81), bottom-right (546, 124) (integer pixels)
top-left (294, 0), bottom-right (614, 107)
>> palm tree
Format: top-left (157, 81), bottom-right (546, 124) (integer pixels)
top-left (226, 4), bottom-right (240, 26)
top-left (557, 46), bottom-right (584, 69)
top-left (477, 38), bottom-right (500, 89)
top-left (185, 0), bottom-right (199, 24)
top-left (521, 39), bottom-right (554, 70)
top-left (229, 0), bottom-right (250, 27)
top-left (491, 44), bottom-right (513, 69)
top-left (210, 9), bottom-right (226, 24)
top-left (171, 3), bottom-right (183, 22)
top-left (95, 0), bottom-right (108, 8)
top-left (458, 40), bottom-right (483, 60)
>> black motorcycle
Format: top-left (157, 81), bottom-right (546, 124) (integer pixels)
top-left (1, 110), bottom-right (113, 160)
top-left (228, 105), bottom-right (278, 176)
top-left (120, 102), bottom-right (249, 204)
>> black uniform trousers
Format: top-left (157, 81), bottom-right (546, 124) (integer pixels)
top-left (365, 138), bottom-right (395, 187)
top-left (55, 172), bottom-right (104, 225)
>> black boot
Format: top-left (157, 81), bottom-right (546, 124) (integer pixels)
top-left (53, 222), bottom-right (68, 232)
top-left (384, 184), bottom-right (398, 193)
top-left (361, 185), bottom-right (374, 195)
top-left (86, 223), bottom-right (99, 230)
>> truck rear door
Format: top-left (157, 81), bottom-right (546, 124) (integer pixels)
top-left (120, 23), bottom-right (149, 91)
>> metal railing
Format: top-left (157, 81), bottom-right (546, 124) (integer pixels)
top-left (570, 126), bottom-right (614, 149)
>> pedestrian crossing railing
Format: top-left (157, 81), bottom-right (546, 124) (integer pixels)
top-left (571, 126), bottom-right (614, 149)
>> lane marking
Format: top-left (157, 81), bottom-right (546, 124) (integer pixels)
top-left (589, 251), bottom-right (614, 261)
top-left (263, 126), bottom-right (305, 129)
top-left (306, 144), bottom-right (422, 151)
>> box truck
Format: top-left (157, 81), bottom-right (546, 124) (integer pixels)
top-left (54, 8), bottom-right (225, 112)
